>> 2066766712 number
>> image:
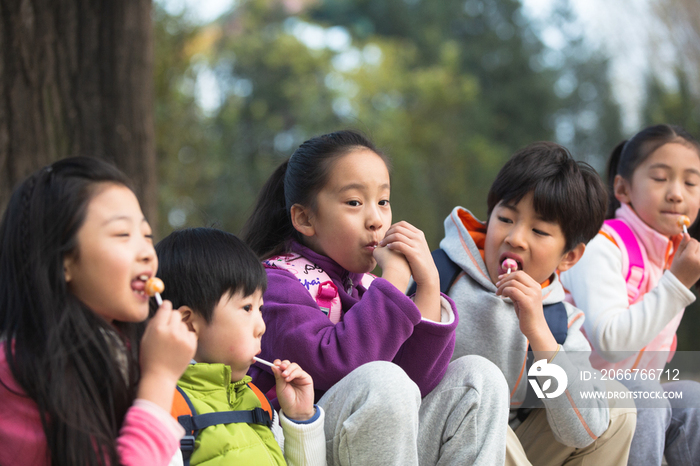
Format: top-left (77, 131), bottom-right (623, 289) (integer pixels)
top-left (600, 368), bottom-right (680, 381)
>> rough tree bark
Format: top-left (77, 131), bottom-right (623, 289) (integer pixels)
top-left (0, 0), bottom-right (157, 226)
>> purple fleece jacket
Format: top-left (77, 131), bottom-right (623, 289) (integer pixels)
top-left (248, 241), bottom-right (458, 399)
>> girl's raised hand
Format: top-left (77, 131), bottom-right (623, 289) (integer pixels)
top-left (373, 239), bottom-right (411, 293)
top-left (379, 221), bottom-right (441, 321)
top-left (379, 222), bottom-right (437, 285)
top-left (670, 233), bottom-right (700, 288)
top-left (137, 300), bottom-right (197, 412)
top-left (273, 360), bottom-right (316, 421)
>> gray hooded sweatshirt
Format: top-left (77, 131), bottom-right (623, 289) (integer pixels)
top-left (440, 206), bottom-right (610, 448)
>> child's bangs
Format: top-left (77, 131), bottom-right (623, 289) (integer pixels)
top-left (531, 175), bottom-right (575, 226)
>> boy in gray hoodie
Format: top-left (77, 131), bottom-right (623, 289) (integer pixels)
top-left (439, 142), bottom-right (636, 465)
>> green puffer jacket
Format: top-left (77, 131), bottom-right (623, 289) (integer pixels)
top-left (177, 363), bottom-right (286, 466)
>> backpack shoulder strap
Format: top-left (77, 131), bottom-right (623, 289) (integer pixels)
top-left (601, 219), bottom-right (646, 303)
top-left (523, 302), bottom-right (568, 351)
top-left (172, 384), bottom-right (275, 466)
top-left (175, 386), bottom-right (272, 431)
top-left (264, 253), bottom-right (342, 323)
top-left (408, 248), bottom-right (461, 295)
top-left (178, 408), bottom-right (273, 432)
top-left (517, 301), bottom-right (569, 421)
top-left (433, 248), bottom-right (462, 294)
top-left (171, 385), bottom-right (194, 421)
top-left (171, 386), bottom-right (197, 466)
top-left (541, 302), bottom-right (568, 345)
top-left (248, 382), bottom-right (274, 420)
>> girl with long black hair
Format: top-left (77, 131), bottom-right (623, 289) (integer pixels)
top-left (0, 157), bottom-right (196, 465)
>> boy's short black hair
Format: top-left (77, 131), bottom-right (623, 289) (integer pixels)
top-left (154, 228), bottom-right (267, 323)
top-left (487, 142), bottom-right (608, 252)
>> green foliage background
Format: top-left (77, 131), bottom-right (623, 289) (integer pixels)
top-left (154, 0), bottom-right (621, 241)
top-left (154, 0), bottom-right (700, 349)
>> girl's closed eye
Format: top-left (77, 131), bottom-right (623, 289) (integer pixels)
top-left (649, 170), bottom-right (667, 182)
top-left (110, 224), bottom-right (132, 238)
top-left (497, 216), bottom-right (513, 224)
top-left (533, 228), bottom-right (550, 236)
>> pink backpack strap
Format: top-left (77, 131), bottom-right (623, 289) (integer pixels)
top-left (316, 281), bottom-right (339, 319)
top-left (601, 219), bottom-right (646, 304)
top-left (263, 253), bottom-right (343, 324)
top-left (361, 273), bottom-right (376, 289)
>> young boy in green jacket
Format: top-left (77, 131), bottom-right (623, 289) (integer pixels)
top-left (155, 228), bottom-right (325, 466)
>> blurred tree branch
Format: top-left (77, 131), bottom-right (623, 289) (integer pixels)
top-left (651, 0), bottom-right (700, 95)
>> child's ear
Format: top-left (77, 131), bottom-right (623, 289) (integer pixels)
top-left (557, 243), bottom-right (586, 272)
top-left (63, 254), bottom-right (74, 283)
top-left (290, 203), bottom-right (315, 237)
top-left (178, 306), bottom-right (200, 336)
top-left (613, 174), bottom-right (632, 205)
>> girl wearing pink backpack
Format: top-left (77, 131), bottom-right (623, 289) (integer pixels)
top-left (560, 124), bottom-right (700, 466)
top-left (241, 130), bottom-right (510, 466)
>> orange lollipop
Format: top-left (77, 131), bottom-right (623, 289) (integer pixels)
top-left (678, 215), bottom-right (690, 234)
top-left (145, 277), bottom-right (164, 305)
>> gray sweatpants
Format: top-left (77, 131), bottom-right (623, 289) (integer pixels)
top-left (621, 378), bottom-right (700, 466)
top-left (318, 355), bottom-right (510, 466)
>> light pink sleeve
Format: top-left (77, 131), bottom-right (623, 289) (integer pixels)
top-left (116, 399), bottom-right (185, 466)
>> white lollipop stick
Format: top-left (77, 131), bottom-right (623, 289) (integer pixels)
top-left (254, 356), bottom-right (276, 367)
top-left (154, 292), bottom-right (163, 306)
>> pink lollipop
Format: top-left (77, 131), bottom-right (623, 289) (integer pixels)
top-left (678, 215), bottom-right (690, 234)
top-left (502, 258), bottom-right (518, 274)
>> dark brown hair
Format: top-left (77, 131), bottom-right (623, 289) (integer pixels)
top-left (487, 141), bottom-right (608, 252)
top-left (241, 130), bottom-right (390, 258)
top-left (0, 157), bottom-right (142, 465)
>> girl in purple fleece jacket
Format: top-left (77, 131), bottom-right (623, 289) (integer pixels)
top-left (241, 130), bottom-right (510, 466)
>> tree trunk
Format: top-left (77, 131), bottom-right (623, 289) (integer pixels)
top-left (0, 0), bottom-right (157, 227)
